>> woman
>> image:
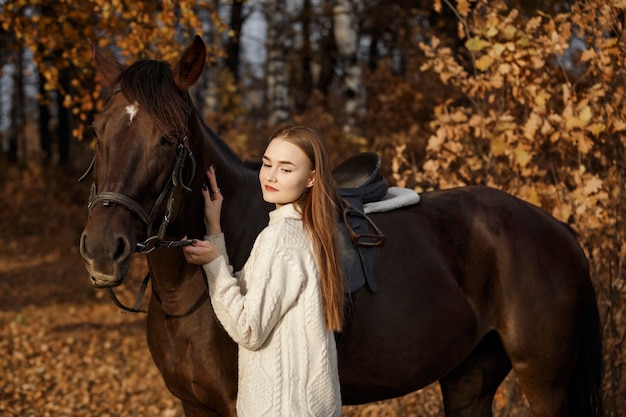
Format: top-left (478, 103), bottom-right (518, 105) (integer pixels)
top-left (183, 125), bottom-right (344, 416)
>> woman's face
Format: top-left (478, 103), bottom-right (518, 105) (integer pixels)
top-left (259, 138), bottom-right (315, 208)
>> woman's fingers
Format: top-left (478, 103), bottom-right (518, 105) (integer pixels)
top-left (207, 166), bottom-right (217, 191)
top-left (201, 166), bottom-right (223, 204)
top-left (181, 239), bottom-right (219, 265)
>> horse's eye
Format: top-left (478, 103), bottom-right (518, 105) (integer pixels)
top-left (160, 135), bottom-right (176, 146)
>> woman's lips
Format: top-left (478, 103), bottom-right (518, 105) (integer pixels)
top-left (264, 185), bottom-right (278, 192)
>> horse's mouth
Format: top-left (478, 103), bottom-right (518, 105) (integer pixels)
top-left (90, 276), bottom-right (123, 288)
top-left (86, 265), bottom-right (124, 288)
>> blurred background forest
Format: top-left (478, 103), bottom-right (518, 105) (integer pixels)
top-left (0, 0), bottom-right (624, 416)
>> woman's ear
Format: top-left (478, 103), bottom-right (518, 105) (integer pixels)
top-left (306, 170), bottom-right (316, 188)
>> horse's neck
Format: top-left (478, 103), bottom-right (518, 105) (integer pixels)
top-left (143, 114), bottom-right (264, 315)
top-left (146, 251), bottom-right (208, 316)
top-left (189, 115), bottom-right (271, 269)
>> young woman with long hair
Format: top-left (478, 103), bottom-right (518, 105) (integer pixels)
top-left (183, 125), bottom-right (344, 416)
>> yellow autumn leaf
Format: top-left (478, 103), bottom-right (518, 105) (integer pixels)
top-left (524, 112), bottom-right (542, 139)
top-left (475, 55), bottom-right (495, 71)
top-left (490, 136), bottom-right (506, 156)
top-left (525, 16), bottom-right (542, 33)
top-left (498, 63), bottom-right (512, 74)
top-left (527, 186), bottom-right (541, 207)
top-left (457, 0), bottom-right (470, 16)
top-left (580, 49), bottom-right (596, 62)
top-left (450, 111), bottom-right (468, 122)
top-left (577, 134), bottom-right (594, 154)
top-left (495, 121), bottom-right (516, 132)
top-left (534, 91), bottom-right (551, 110)
top-left (578, 105), bottom-right (592, 123)
top-left (514, 148), bottom-right (532, 167)
top-left (584, 176), bottom-right (603, 195)
top-left (485, 26), bottom-right (498, 38)
top-left (612, 119), bottom-right (626, 131)
top-left (562, 83), bottom-right (571, 103)
top-left (503, 24), bottom-right (517, 40)
top-left (565, 116), bottom-right (581, 130)
top-left (427, 129), bottom-right (446, 151)
top-left (586, 123), bottom-right (606, 136)
top-left (555, 204), bottom-right (572, 223)
top-left (466, 37), bottom-right (491, 52)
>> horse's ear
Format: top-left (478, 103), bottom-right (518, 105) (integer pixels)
top-left (89, 39), bottom-right (123, 88)
top-left (173, 35), bottom-right (207, 91)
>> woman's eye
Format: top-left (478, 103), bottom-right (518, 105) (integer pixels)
top-left (281, 168), bottom-right (292, 173)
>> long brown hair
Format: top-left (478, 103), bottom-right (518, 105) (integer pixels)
top-left (268, 125), bottom-right (344, 331)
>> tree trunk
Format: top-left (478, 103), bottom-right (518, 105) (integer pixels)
top-left (265, 0), bottom-right (290, 125)
top-left (333, 0), bottom-right (364, 135)
top-left (295, 0), bottom-right (313, 113)
top-left (225, 0), bottom-right (245, 83)
top-left (197, 0), bottom-right (223, 122)
top-left (38, 72), bottom-right (52, 163)
top-left (8, 47), bottom-right (24, 163)
top-left (56, 69), bottom-right (73, 166)
top-left (317, 24), bottom-right (336, 101)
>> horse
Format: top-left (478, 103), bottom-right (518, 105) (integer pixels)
top-left (79, 35), bottom-right (603, 417)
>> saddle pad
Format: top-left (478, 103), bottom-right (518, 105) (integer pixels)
top-left (363, 187), bottom-right (420, 214)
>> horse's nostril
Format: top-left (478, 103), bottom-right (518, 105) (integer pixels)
top-left (114, 236), bottom-right (129, 262)
top-left (79, 232), bottom-right (89, 257)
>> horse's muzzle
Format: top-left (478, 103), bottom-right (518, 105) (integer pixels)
top-left (80, 226), bottom-right (134, 288)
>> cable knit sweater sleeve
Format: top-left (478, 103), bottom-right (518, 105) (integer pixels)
top-left (202, 226), bottom-right (308, 351)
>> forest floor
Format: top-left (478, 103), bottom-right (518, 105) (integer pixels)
top-left (0, 162), bottom-right (523, 416)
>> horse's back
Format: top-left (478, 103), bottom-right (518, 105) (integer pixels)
top-left (389, 185), bottom-right (592, 325)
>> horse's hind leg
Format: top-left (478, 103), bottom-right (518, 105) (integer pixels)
top-left (440, 332), bottom-right (511, 417)
top-left (508, 352), bottom-right (571, 417)
top-left (500, 290), bottom-right (586, 417)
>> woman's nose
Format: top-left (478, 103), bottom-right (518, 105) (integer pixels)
top-left (266, 168), bottom-right (277, 182)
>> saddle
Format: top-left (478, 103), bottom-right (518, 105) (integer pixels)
top-left (333, 152), bottom-right (388, 293)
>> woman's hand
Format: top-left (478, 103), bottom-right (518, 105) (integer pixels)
top-left (182, 238), bottom-right (221, 265)
top-left (203, 165), bottom-right (223, 236)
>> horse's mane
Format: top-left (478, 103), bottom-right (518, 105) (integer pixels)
top-left (108, 58), bottom-right (261, 174)
top-left (108, 59), bottom-right (189, 135)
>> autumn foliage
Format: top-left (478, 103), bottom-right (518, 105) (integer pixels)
top-left (1, 0), bottom-right (624, 415)
top-left (1, 0), bottom-right (221, 139)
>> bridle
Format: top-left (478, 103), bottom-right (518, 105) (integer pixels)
top-left (80, 134), bottom-right (196, 253)
top-left (79, 89), bottom-right (197, 313)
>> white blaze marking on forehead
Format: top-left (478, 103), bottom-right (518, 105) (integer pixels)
top-left (125, 102), bottom-right (139, 124)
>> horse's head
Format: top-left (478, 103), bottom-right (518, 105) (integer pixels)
top-left (80, 36), bottom-right (206, 287)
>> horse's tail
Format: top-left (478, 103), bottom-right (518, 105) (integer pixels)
top-left (569, 283), bottom-right (603, 417)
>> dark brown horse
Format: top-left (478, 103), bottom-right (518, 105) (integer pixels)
top-left (79, 36), bottom-right (602, 417)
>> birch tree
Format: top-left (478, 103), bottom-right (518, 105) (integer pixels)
top-left (333, 0), bottom-right (364, 135)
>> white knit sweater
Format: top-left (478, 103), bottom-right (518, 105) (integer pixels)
top-left (203, 203), bottom-right (342, 417)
